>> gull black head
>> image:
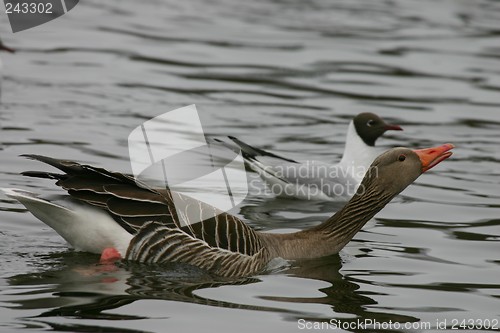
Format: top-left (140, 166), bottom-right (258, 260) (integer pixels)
top-left (352, 112), bottom-right (402, 147)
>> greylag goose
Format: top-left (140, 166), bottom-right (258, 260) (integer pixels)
top-left (228, 112), bottom-right (402, 201)
top-left (3, 143), bottom-right (453, 277)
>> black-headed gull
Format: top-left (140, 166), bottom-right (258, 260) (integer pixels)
top-left (230, 112), bottom-right (403, 201)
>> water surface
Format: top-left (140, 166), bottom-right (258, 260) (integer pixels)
top-left (1, 0), bottom-right (500, 332)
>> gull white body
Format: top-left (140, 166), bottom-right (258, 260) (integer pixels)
top-left (237, 121), bottom-right (387, 201)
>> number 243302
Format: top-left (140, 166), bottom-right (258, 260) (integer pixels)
top-left (5, 2), bottom-right (53, 14)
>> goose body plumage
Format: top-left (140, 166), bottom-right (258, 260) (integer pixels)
top-left (3, 144), bottom-right (453, 277)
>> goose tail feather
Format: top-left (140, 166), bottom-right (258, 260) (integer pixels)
top-left (2, 188), bottom-right (132, 255)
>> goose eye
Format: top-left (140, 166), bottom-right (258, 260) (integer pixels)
top-left (398, 154), bottom-right (406, 162)
top-left (367, 119), bottom-right (375, 127)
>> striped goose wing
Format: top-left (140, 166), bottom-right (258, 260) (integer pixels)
top-left (125, 189), bottom-right (271, 277)
top-left (169, 191), bottom-right (265, 256)
top-left (21, 155), bottom-right (177, 233)
top-left (126, 219), bottom-right (270, 277)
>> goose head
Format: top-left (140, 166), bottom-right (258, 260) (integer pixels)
top-left (359, 143), bottom-right (454, 196)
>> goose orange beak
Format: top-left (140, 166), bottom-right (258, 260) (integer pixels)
top-left (413, 143), bottom-right (454, 173)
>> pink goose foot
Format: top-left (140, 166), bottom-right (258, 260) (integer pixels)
top-left (100, 247), bottom-right (122, 264)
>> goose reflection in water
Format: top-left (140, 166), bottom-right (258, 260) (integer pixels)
top-left (4, 250), bottom-right (418, 331)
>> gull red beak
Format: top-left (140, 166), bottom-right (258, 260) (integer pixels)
top-left (0, 44), bottom-right (15, 53)
top-left (384, 124), bottom-right (403, 131)
top-left (413, 143), bottom-right (454, 173)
